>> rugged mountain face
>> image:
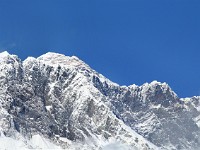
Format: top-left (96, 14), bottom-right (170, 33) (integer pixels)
top-left (0, 51), bottom-right (200, 150)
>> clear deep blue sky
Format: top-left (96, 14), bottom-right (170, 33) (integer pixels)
top-left (0, 0), bottom-right (199, 97)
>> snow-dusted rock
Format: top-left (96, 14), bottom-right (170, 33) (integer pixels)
top-left (0, 51), bottom-right (200, 150)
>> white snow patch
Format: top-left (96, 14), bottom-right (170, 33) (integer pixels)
top-left (102, 141), bottom-right (134, 150)
top-left (45, 105), bottom-right (52, 111)
top-left (0, 134), bottom-right (62, 150)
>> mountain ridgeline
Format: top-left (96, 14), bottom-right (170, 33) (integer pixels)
top-left (0, 51), bottom-right (200, 150)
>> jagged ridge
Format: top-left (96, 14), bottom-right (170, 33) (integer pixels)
top-left (0, 51), bottom-right (200, 150)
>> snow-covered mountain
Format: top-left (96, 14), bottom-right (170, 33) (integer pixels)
top-left (0, 51), bottom-right (200, 150)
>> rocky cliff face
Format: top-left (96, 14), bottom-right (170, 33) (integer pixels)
top-left (0, 51), bottom-right (200, 150)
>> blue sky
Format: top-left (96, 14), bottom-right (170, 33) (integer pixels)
top-left (0, 0), bottom-right (200, 97)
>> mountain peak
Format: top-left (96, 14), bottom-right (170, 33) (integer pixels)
top-left (38, 52), bottom-right (69, 61)
top-left (0, 51), bottom-right (20, 65)
top-left (0, 51), bottom-right (14, 60)
top-left (0, 51), bottom-right (10, 56)
top-left (37, 52), bottom-right (89, 69)
top-left (141, 80), bottom-right (172, 91)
